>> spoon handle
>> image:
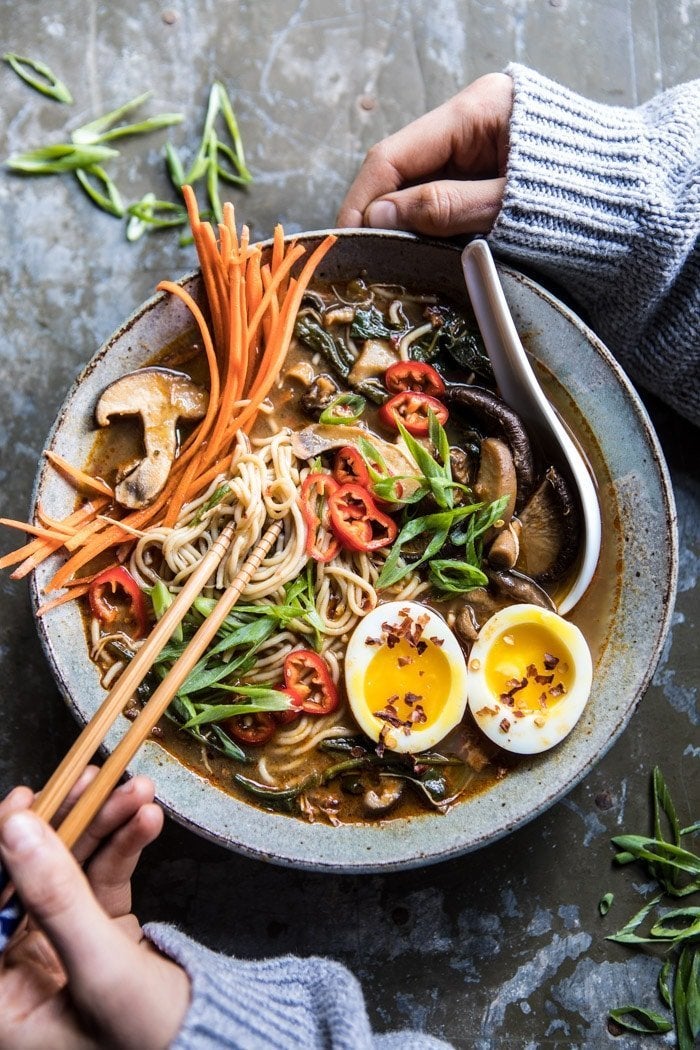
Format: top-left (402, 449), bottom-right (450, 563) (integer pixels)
top-left (461, 239), bottom-right (602, 614)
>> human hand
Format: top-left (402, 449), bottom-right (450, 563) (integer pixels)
top-left (0, 771), bottom-right (190, 1050)
top-left (337, 72), bottom-right (513, 237)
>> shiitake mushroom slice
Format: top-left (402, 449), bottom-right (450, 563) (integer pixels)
top-left (443, 384), bottom-right (535, 509)
top-left (515, 466), bottom-right (580, 583)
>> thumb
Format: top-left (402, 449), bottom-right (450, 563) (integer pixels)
top-left (0, 810), bottom-right (139, 1002)
top-left (365, 177), bottom-right (505, 237)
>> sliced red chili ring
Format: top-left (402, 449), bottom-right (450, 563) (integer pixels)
top-left (299, 472), bottom-right (341, 563)
top-left (88, 565), bottom-right (149, 640)
top-left (272, 686), bottom-right (304, 726)
top-left (378, 390), bottom-right (449, 437)
top-left (224, 711), bottom-right (277, 746)
top-left (332, 446), bottom-right (370, 488)
top-left (283, 650), bottom-right (339, 715)
top-left (328, 483), bottom-right (397, 552)
top-left (384, 361), bottom-right (446, 398)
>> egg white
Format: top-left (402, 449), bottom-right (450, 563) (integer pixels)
top-left (344, 600), bottom-right (468, 754)
top-left (467, 604), bottom-right (592, 754)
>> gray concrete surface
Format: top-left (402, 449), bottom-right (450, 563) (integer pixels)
top-left (0, 2), bottom-right (697, 1047)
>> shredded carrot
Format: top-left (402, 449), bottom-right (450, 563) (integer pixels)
top-left (1, 189), bottom-right (337, 608)
top-left (36, 584), bottom-right (91, 616)
top-left (44, 451), bottom-right (113, 498)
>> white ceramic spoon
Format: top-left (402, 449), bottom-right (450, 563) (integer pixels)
top-left (461, 238), bottom-right (601, 614)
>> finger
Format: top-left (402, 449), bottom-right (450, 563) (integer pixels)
top-left (337, 72), bottom-right (512, 228)
top-left (337, 98), bottom-right (465, 227)
top-left (71, 776), bottom-right (156, 867)
top-left (364, 177), bottom-right (506, 237)
top-left (0, 810), bottom-right (138, 992)
top-left (86, 802), bottom-right (163, 919)
top-left (48, 765), bottom-right (100, 830)
top-left (0, 811), bottom-right (188, 1048)
top-left (0, 787), bottom-right (34, 823)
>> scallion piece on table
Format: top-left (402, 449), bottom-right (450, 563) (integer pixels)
top-left (75, 165), bottom-right (124, 217)
top-left (6, 143), bottom-right (119, 174)
top-left (71, 91), bottom-right (183, 145)
top-left (3, 52), bottom-right (73, 103)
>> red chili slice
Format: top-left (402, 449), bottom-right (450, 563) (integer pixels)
top-left (385, 361), bottom-right (446, 398)
top-left (272, 686), bottom-right (304, 726)
top-left (88, 565), bottom-right (148, 639)
top-left (299, 473), bottom-right (341, 563)
top-left (378, 391), bottom-right (449, 436)
top-left (328, 483), bottom-right (397, 552)
top-left (332, 446), bottom-right (370, 488)
top-left (225, 711), bottom-right (276, 746)
top-left (283, 650), bottom-right (339, 715)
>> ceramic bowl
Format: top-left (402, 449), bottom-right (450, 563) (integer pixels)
top-left (30, 230), bottom-right (677, 872)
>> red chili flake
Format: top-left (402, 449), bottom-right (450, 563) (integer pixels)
top-left (417, 613), bottom-right (430, 629)
top-left (505, 677), bottom-right (528, 694)
top-left (476, 705), bottom-right (499, 717)
top-left (365, 636), bottom-right (379, 645)
top-left (513, 710), bottom-right (525, 719)
top-left (539, 693), bottom-right (548, 708)
top-left (409, 705), bottom-right (428, 725)
top-left (416, 640), bottom-right (428, 655)
top-left (549, 683), bottom-right (567, 698)
top-left (429, 636), bottom-right (445, 647)
top-left (526, 663), bottom-right (538, 678)
top-left (404, 692), bottom-right (423, 705)
top-left (535, 674), bottom-right (554, 685)
top-left (397, 655), bottom-right (412, 668)
top-left (499, 717), bottom-right (511, 733)
top-left (499, 693), bottom-right (515, 707)
top-left (544, 652), bottom-right (560, 670)
top-left (386, 633), bottom-right (399, 649)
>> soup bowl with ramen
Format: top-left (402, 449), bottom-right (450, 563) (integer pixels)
top-left (27, 228), bottom-right (676, 872)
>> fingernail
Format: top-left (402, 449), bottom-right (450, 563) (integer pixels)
top-left (366, 200), bottom-right (398, 230)
top-left (0, 812), bottom-right (44, 854)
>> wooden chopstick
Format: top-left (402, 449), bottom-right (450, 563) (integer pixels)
top-left (32, 519), bottom-right (239, 827)
top-left (55, 519), bottom-right (283, 849)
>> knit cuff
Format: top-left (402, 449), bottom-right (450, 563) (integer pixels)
top-left (490, 62), bottom-right (648, 271)
top-left (144, 922), bottom-right (451, 1050)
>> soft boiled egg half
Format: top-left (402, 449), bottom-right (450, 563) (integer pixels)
top-left (467, 604), bottom-right (592, 754)
top-left (345, 601), bottom-right (468, 754)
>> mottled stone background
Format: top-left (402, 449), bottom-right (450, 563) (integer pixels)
top-left (0, 2), bottom-right (697, 1047)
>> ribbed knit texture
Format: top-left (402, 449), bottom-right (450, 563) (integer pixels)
top-left (145, 923), bottom-right (453, 1050)
top-left (491, 64), bottom-right (699, 426)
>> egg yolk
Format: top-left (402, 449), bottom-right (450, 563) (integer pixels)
top-left (482, 623), bottom-right (573, 713)
top-left (364, 637), bottom-right (451, 731)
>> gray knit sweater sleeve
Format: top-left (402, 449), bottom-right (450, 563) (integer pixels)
top-left (144, 923), bottom-right (453, 1050)
top-left (490, 63), bottom-right (699, 426)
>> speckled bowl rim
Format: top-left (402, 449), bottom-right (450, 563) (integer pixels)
top-left (30, 229), bottom-right (678, 873)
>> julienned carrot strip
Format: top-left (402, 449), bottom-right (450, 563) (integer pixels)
top-left (36, 583), bottom-right (91, 616)
top-left (0, 519), bottom-right (73, 543)
top-left (155, 281), bottom-right (221, 470)
top-left (44, 451), bottom-right (113, 498)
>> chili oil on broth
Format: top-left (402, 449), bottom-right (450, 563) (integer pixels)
top-left (79, 278), bottom-right (617, 826)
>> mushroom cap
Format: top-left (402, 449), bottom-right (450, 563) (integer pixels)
top-left (95, 367), bottom-right (208, 426)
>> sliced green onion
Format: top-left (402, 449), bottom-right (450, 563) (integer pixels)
top-left (658, 960), bottom-right (673, 1009)
top-left (165, 141), bottom-right (186, 189)
top-left (318, 392), bottom-right (366, 425)
top-left (148, 580), bottom-right (183, 643)
top-left (6, 143), bottom-right (119, 174)
top-left (206, 130), bottom-right (223, 223)
top-left (215, 80), bottom-right (253, 183)
top-left (71, 91), bottom-right (183, 145)
top-left (608, 1006), bottom-right (673, 1035)
top-left (185, 82), bottom-right (220, 183)
top-left (75, 165), bottom-right (124, 217)
top-left (429, 559), bottom-right (488, 595)
top-left (126, 196), bottom-right (188, 240)
top-left (598, 892), bottom-right (614, 916)
top-left (3, 52), bottom-right (73, 103)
